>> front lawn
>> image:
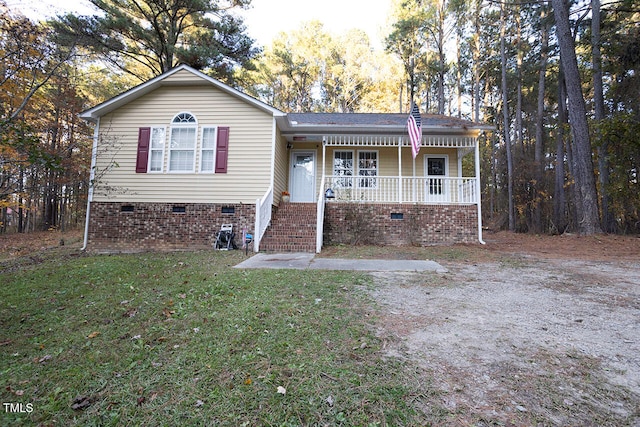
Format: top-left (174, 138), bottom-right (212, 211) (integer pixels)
top-left (1, 250), bottom-right (431, 426)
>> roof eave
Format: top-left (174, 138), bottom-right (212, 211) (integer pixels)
top-left (279, 123), bottom-right (489, 136)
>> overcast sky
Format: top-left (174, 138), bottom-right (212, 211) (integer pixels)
top-left (6, 0), bottom-right (393, 49)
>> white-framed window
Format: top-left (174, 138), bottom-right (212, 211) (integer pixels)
top-left (358, 150), bottom-right (378, 188)
top-left (200, 126), bottom-right (217, 173)
top-left (333, 150), bottom-right (354, 188)
top-left (148, 127), bottom-right (166, 172)
top-left (169, 112), bottom-right (197, 172)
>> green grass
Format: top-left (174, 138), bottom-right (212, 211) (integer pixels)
top-left (1, 250), bottom-right (433, 426)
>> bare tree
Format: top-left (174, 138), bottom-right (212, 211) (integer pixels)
top-left (551, 0), bottom-right (602, 234)
top-left (500, 2), bottom-right (515, 231)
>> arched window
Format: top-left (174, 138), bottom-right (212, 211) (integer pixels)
top-left (172, 112), bottom-right (197, 124)
top-left (169, 112), bottom-right (197, 172)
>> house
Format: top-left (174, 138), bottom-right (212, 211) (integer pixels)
top-left (79, 65), bottom-right (491, 253)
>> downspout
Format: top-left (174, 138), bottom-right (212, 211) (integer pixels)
top-left (474, 133), bottom-right (486, 244)
top-left (270, 117), bottom-right (277, 191)
top-left (81, 118), bottom-right (100, 251)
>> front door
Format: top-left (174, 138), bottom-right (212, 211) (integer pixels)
top-left (290, 151), bottom-right (315, 202)
top-left (425, 155), bottom-right (448, 202)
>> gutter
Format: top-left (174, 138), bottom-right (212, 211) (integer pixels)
top-left (81, 118), bottom-right (100, 251)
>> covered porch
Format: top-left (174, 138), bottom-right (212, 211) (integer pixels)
top-left (314, 133), bottom-right (483, 251)
top-left (318, 134), bottom-right (480, 205)
top-left (254, 113), bottom-right (490, 252)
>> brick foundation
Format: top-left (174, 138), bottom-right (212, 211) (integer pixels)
top-left (88, 202), bottom-right (255, 251)
top-left (323, 203), bottom-right (478, 246)
top-left (88, 201), bottom-right (479, 252)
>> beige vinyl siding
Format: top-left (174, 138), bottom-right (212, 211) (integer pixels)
top-left (273, 129), bottom-right (288, 204)
top-left (161, 69), bottom-right (203, 83)
top-left (93, 84), bottom-right (273, 203)
top-left (321, 146), bottom-right (459, 177)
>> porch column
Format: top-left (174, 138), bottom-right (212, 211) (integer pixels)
top-left (474, 135), bottom-right (485, 244)
top-left (398, 139), bottom-right (402, 203)
top-left (322, 137), bottom-right (327, 193)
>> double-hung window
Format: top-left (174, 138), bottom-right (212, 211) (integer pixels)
top-left (358, 151), bottom-right (377, 188)
top-left (169, 112), bottom-right (197, 172)
top-left (148, 127), bottom-right (166, 172)
top-left (333, 150), bottom-right (354, 188)
top-left (200, 127), bottom-right (217, 173)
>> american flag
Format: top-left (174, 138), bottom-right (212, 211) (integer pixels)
top-left (407, 102), bottom-right (422, 159)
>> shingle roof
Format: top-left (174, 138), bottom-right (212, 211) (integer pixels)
top-left (286, 113), bottom-right (486, 129)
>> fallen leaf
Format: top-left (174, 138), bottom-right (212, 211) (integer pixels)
top-left (123, 308), bottom-right (138, 318)
top-left (137, 396), bottom-right (145, 406)
top-left (244, 377), bottom-right (252, 385)
top-left (87, 331), bottom-right (100, 339)
top-left (37, 354), bottom-right (52, 364)
top-left (71, 395), bottom-right (91, 410)
top-left (326, 395), bottom-right (334, 406)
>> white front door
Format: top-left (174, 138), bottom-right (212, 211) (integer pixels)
top-left (290, 151), bottom-right (316, 202)
top-left (425, 155), bottom-right (449, 202)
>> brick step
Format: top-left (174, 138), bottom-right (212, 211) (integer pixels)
top-left (259, 202), bottom-right (317, 252)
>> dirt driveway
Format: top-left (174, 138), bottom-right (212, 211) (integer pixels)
top-left (368, 233), bottom-right (640, 425)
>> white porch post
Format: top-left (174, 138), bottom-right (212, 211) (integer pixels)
top-left (398, 139), bottom-right (402, 203)
top-left (412, 150), bottom-right (416, 203)
top-left (474, 135), bottom-right (485, 244)
top-left (322, 137), bottom-right (326, 196)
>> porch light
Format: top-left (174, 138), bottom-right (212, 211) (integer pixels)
top-left (325, 188), bottom-right (335, 199)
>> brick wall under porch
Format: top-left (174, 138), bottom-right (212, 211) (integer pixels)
top-left (88, 202), bottom-right (255, 251)
top-left (323, 203), bottom-right (479, 246)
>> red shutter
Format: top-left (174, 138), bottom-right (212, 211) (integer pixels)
top-left (215, 127), bottom-right (230, 173)
top-left (136, 127), bottom-right (151, 173)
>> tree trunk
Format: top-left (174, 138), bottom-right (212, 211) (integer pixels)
top-left (18, 166), bottom-right (24, 233)
top-left (456, 33), bottom-right (462, 118)
top-left (554, 65), bottom-right (569, 233)
top-left (592, 0), bottom-right (614, 232)
top-left (501, 3), bottom-right (515, 231)
top-left (533, 7), bottom-right (550, 233)
top-left (472, 0), bottom-right (481, 122)
top-left (515, 8), bottom-right (524, 156)
top-left (437, 2), bottom-right (446, 115)
top-left (551, 0), bottom-right (602, 234)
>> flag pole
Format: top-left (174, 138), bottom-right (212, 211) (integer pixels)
top-left (407, 100), bottom-right (421, 203)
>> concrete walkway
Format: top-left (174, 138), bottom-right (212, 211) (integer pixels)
top-left (234, 252), bottom-right (448, 273)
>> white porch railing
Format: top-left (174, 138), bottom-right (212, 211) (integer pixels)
top-left (254, 185), bottom-right (273, 252)
top-left (323, 176), bottom-right (478, 204)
